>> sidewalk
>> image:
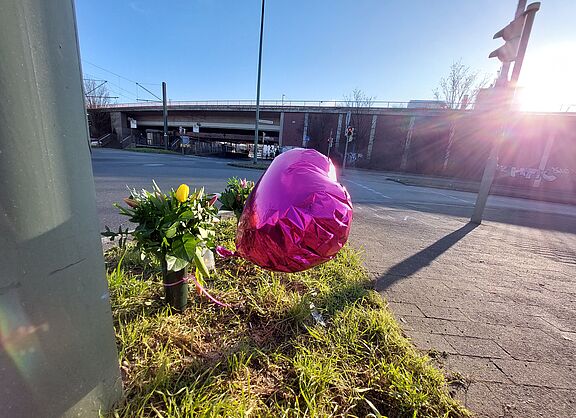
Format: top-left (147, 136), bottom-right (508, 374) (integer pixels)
top-left (350, 206), bottom-right (576, 417)
top-left (346, 168), bottom-right (576, 206)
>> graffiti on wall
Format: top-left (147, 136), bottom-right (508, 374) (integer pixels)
top-left (497, 165), bottom-right (572, 182)
top-left (346, 153), bottom-right (364, 164)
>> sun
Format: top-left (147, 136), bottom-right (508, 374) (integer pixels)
top-left (515, 42), bottom-right (576, 112)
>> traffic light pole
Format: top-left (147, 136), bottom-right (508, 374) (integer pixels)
top-left (471, 1), bottom-right (540, 224)
top-left (470, 87), bottom-right (512, 224)
top-left (495, 0), bottom-right (526, 86)
top-left (510, 3), bottom-right (540, 84)
top-left (342, 134), bottom-right (350, 170)
top-left (0, 0), bottom-right (121, 414)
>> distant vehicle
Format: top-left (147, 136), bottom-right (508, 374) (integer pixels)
top-left (407, 100), bottom-right (448, 109)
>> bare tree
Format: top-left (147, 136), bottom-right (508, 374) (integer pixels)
top-left (84, 79), bottom-right (112, 108)
top-left (343, 88), bottom-right (374, 159)
top-left (84, 79), bottom-right (112, 137)
top-left (433, 60), bottom-right (492, 109)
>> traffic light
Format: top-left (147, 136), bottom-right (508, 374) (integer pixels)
top-left (346, 126), bottom-right (354, 142)
top-left (489, 2), bottom-right (540, 64)
top-left (489, 14), bottom-right (525, 62)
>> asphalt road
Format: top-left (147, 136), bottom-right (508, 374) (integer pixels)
top-left (93, 148), bottom-right (576, 235)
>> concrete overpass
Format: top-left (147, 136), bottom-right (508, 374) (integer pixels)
top-left (95, 100), bottom-right (457, 151)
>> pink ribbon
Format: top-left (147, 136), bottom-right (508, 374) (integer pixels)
top-left (215, 245), bottom-right (237, 258)
top-left (163, 274), bottom-right (231, 308)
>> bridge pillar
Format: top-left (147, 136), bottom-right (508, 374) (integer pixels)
top-left (279, 112), bottom-right (285, 147)
top-left (110, 111), bottom-right (130, 141)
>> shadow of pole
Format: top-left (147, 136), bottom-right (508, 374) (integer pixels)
top-left (376, 222), bottom-right (478, 292)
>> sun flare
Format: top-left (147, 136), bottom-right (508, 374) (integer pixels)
top-left (516, 42), bottom-right (576, 112)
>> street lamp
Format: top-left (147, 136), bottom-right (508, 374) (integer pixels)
top-left (253, 0), bottom-right (265, 164)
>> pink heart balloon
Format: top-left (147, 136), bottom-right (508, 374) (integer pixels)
top-left (234, 148), bottom-right (353, 272)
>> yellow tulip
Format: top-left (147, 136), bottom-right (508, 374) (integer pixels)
top-left (175, 184), bottom-right (189, 202)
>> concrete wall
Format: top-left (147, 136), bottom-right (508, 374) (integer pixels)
top-left (107, 105), bottom-right (576, 195)
top-left (357, 111), bottom-right (576, 194)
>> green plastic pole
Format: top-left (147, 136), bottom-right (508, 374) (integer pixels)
top-left (0, 0), bottom-right (121, 415)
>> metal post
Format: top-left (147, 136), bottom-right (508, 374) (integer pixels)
top-left (510, 2), bottom-right (541, 85)
top-left (497, 0), bottom-right (527, 86)
top-left (162, 81), bottom-right (168, 150)
top-left (471, 1), bottom-right (539, 224)
top-left (327, 129), bottom-right (333, 159)
top-left (0, 0), bottom-right (121, 415)
top-left (253, 0), bottom-right (266, 164)
top-left (343, 135), bottom-right (350, 170)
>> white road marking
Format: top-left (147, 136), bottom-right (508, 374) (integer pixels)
top-left (342, 179), bottom-right (391, 199)
top-left (426, 189), bottom-right (472, 203)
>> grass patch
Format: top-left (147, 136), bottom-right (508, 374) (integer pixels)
top-left (228, 161), bottom-right (271, 170)
top-left (126, 147), bottom-right (181, 155)
top-left (106, 219), bottom-right (470, 417)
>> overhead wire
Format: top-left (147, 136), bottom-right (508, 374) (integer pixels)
top-left (82, 60), bottom-right (163, 102)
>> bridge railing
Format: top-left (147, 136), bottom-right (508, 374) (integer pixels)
top-left (103, 100), bottom-right (418, 109)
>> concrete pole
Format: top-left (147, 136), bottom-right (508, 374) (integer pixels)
top-left (162, 81), bottom-right (168, 150)
top-left (253, 0), bottom-right (266, 164)
top-left (0, 0), bottom-right (121, 416)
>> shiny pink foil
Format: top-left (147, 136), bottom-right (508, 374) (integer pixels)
top-left (235, 148), bottom-right (353, 272)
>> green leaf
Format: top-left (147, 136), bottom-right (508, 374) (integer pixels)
top-left (183, 235), bottom-right (199, 260)
top-left (194, 246), bottom-right (210, 278)
top-left (171, 238), bottom-right (187, 261)
top-left (180, 210), bottom-right (196, 220)
top-left (165, 254), bottom-right (188, 272)
top-left (165, 222), bottom-right (178, 238)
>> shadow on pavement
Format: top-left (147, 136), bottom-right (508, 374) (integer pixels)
top-left (376, 222), bottom-right (478, 292)
top-left (356, 200), bottom-right (576, 235)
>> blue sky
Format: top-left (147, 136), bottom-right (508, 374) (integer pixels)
top-left (76, 0), bottom-right (576, 109)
